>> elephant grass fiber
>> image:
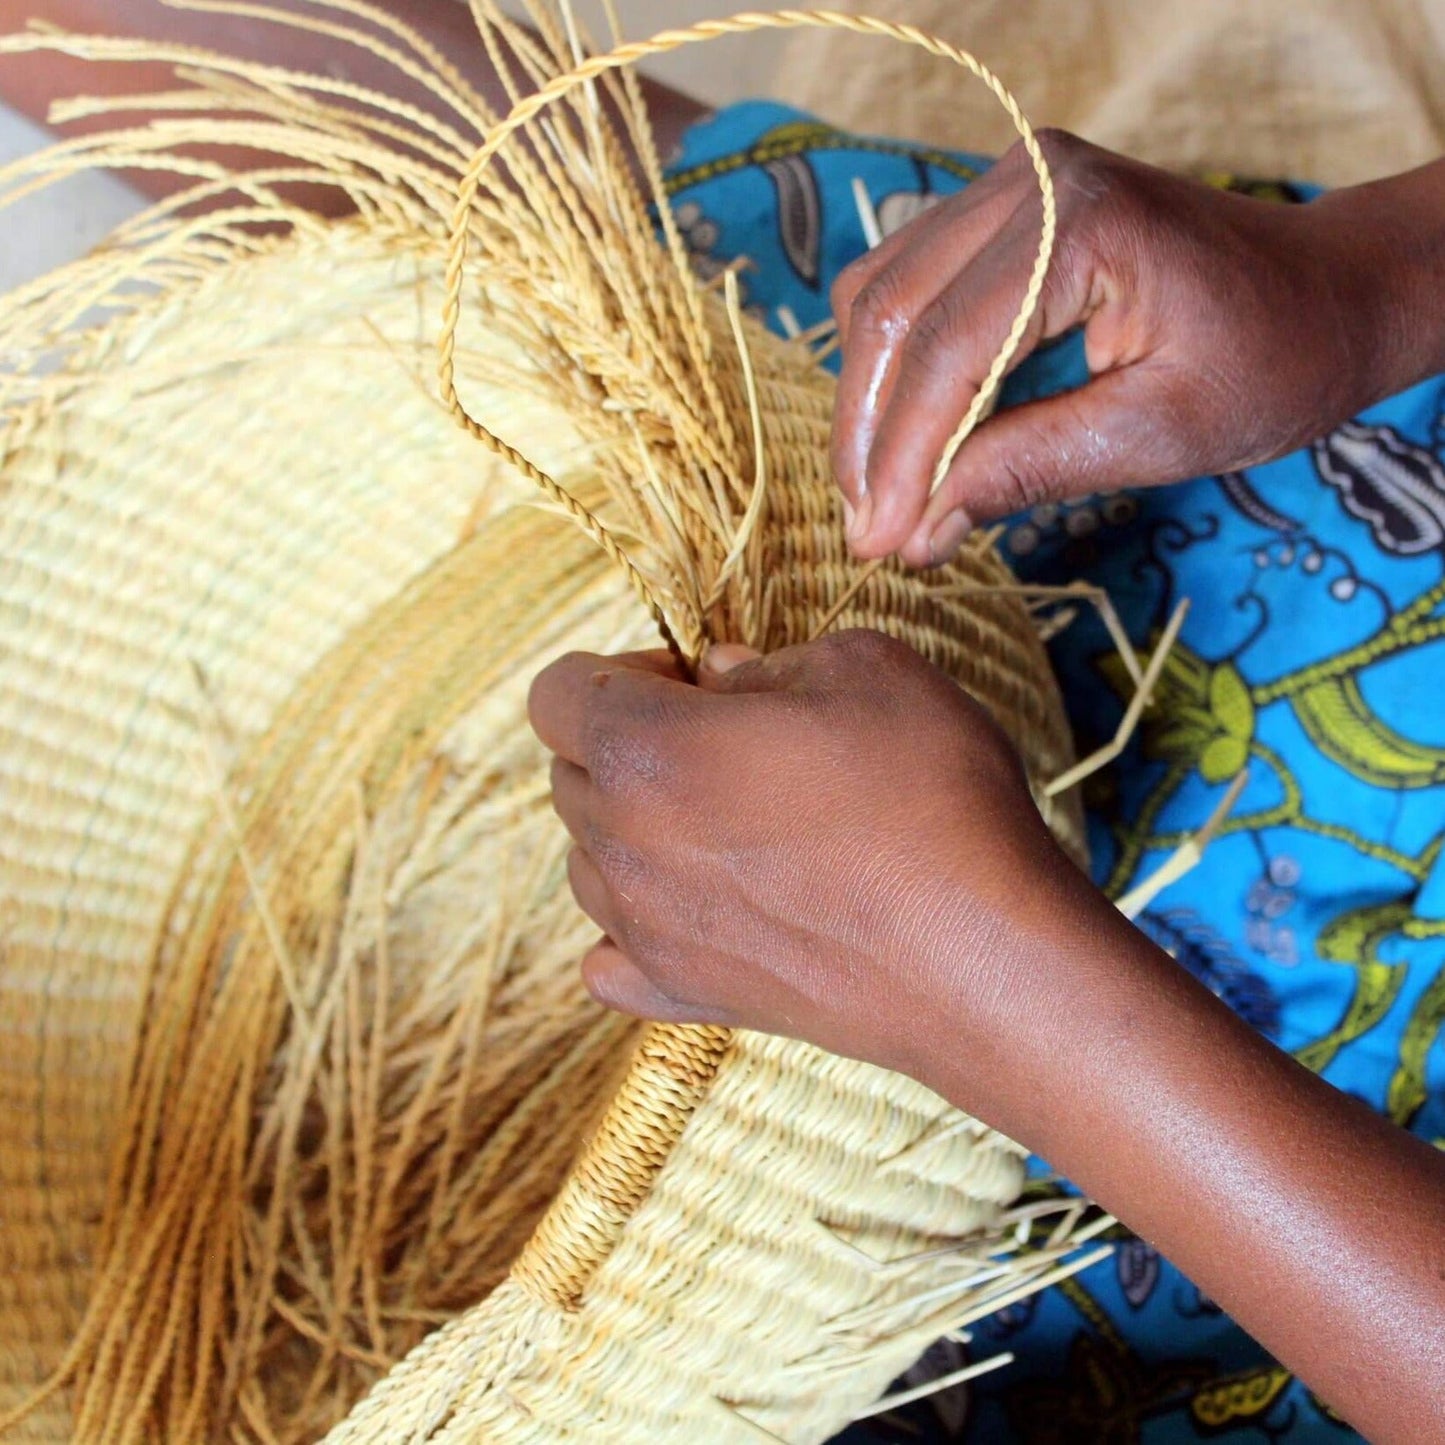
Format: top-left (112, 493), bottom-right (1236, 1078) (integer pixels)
top-left (0, 4), bottom-right (1095, 1442)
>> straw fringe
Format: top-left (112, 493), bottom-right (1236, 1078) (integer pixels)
top-left (0, 6), bottom-right (1104, 1442)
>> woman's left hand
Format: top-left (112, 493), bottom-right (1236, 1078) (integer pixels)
top-left (528, 629), bottom-right (1108, 1132)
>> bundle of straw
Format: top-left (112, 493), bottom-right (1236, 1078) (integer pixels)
top-left (0, 5), bottom-right (1095, 1441)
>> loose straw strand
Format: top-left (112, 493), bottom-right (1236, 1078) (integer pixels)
top-left (439, 7), bottom-right (1055, 646)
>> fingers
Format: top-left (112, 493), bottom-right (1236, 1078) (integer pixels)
top-left (550, 756), bottom-right (598, 848)
top-left (528, 652), bottom-right (602, 765)
top-left (695, 639), bottom-right (826, 697)
top-left (697, 632), bottom-right (922, 700)
top-left (830, 156), bottom-right (1037, 519)
top-left (831, 141), bottom-right (1038, 350)
top-left (905, 365), bottom-right (1204, 563)
top-left (567, 849), bottom-right (686, 1018)
top-left (831, 183), bottom-right (984, 347)
top-left (528, 648), bottom-right (691, 767)
top-left (566, 844), bottom-right (620, 936)
top-left (569, 860), bottom-right (733, 1026)
top-left (850, 200), bottom-right (1095, 558)
top-left (540, 660), bottom-right (720, 1021)
top-left (696, 643), bottom-right (761, 688)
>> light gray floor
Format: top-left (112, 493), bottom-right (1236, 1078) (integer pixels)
top-left (0, 106), bottom-right (146, 291)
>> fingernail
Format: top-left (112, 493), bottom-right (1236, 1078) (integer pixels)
top-left (928, 509), bottom-right (973, 565)
top-left (700, 643), bottom-right (757, 675)
top-left (841, 496), bottom-right (856, 533)
top-left (846, 492), bottom-right (874, 547)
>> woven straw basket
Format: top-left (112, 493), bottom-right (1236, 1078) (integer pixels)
top-left (0, 6), bottom-right (1098, 1442)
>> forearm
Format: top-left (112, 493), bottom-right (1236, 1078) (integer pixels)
top-left (0, 0), bottom-right (705, 208)
top-left (929, 886), bottom-right (1445, 1443)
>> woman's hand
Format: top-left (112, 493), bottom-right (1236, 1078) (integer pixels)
top-left (530, 634), bottom-right (1445, 1445)
top-left (830, 132), bottom-right (1445, 565)
top-left (528, 630), bottom-right (1125, 1134)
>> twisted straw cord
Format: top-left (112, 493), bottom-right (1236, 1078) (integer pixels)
top-left (432, 359), bottom-right (685, 671)
top-left (439, 8), bottom-right (1056, 648)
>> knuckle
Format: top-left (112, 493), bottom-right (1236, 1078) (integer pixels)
top-left (527, 653), bottom-right (572, 724)
top-left (993, 451), bottom-right (1056, 515)
top-left (590, 830), bottom-right (648, 892)
top-left (571, 813), bottom-right (612, 866)
top-left (634, 943), bottom-right (706, 1007)
top-left (906, 295), bottom-right (964, 377)
top-left (587, 725), bottom-right (667, 794)
top-left (1028, 129), bottom-right (1124, 216)
top-left (584, 690), bottom-right (695, 794)
top-left (821, 627), bottom-right (912, 677)
top-left (566, 845), bottom-right (602, 909)
top-left (996, 131), bottom-right (1057, 190)
top-left (1032, 127), bottom-right (1087, 172)
top-left (548, 752), bottom-right (574, 797)
top-left (829, 256), bottom-right (869, 320)
top-left (984, 141), bottom-right (1026, 187)
top-left (615, 920), bottom-right (680, 990)
top-left (849, 267), bottom-right (911, 340)
top-left (1028, 127), bottom-right (1092, 180)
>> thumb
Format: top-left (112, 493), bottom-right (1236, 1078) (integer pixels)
top-left (697, 643), bottom-right (763, 691)
top-left (581, 942), bottom-right (729, 1025)
top-left (901, 366), bottom-right (1191, 566)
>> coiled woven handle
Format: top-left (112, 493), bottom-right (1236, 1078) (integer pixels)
top-left (442, 10), bottom-right (1056, 1309)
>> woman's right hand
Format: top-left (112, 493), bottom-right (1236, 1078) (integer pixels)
top-left (830, 132), bottom-right (1445, 566)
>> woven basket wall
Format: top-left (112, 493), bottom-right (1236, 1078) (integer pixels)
top-left (0, 6), bottom-right (1094, 1442)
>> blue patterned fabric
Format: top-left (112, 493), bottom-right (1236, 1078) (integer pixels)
top-left (665, 102), bottom-right (1445, 1443)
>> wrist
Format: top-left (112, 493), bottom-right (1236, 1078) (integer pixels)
top-left (909, 843), bottom-right (1143, 1146)
top-left (1306, 159), bottom-right (1445, 406)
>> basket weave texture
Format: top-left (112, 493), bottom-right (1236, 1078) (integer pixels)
top-left (0, 6), bottom-right (1092, 1442)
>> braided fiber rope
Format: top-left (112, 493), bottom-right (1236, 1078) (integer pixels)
top-left (438, 7), bottom-right (1059, 1316)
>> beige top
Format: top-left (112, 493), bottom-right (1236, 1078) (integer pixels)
top-left (775, 0), bottom-right (1445, 186)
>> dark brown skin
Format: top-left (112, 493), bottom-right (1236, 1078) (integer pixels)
top-left (9, 12), bottom-right (1445, 1437)
top-left (829, 131), bottom-right (1445, 564)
